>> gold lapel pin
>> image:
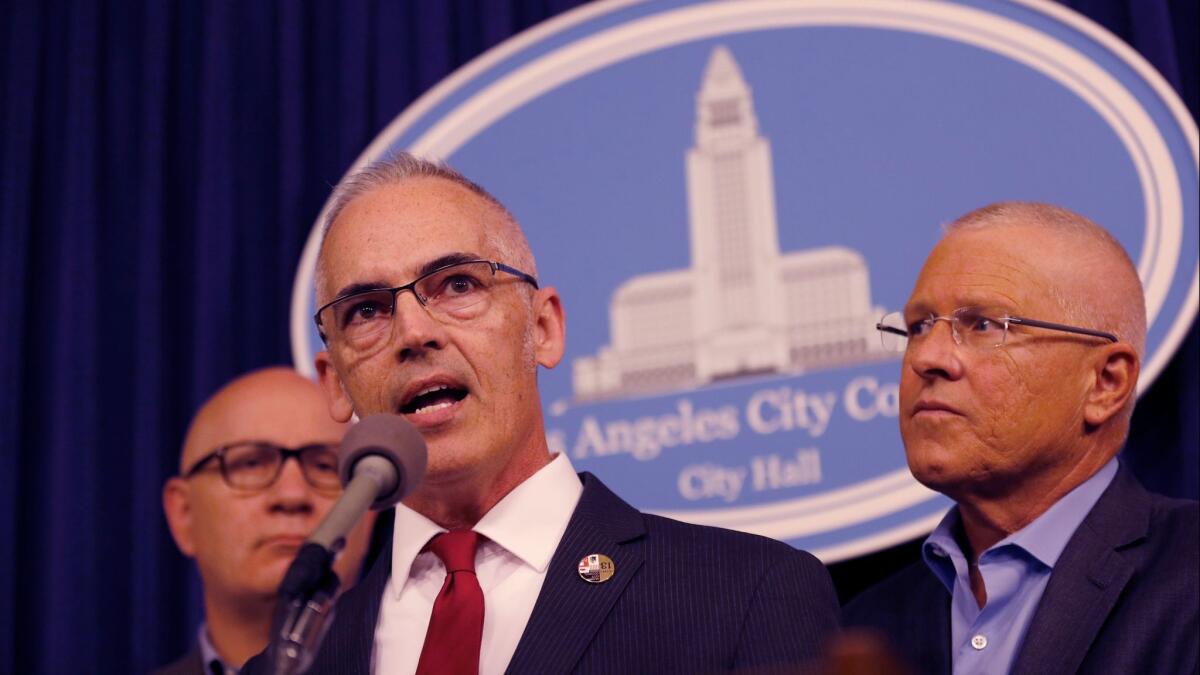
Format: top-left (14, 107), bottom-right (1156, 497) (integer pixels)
top-left (577, 553), bottom-right (616, 583)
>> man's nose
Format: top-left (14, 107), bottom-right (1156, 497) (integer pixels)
top-left (905, 320), bottom-right (964, 381)
top-left (268, 457), bottom-right (315, 513)
top-left (388, 291), bottom-right (447, 361)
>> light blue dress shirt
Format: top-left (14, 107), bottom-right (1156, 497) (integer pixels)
top-left (922, 458), bottom-right (1118, 675)
top-left (197, 622), bottom-right (238, 675)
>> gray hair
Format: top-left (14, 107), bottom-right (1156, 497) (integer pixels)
top-left (943, 201), bottom-right (1145, 360)
top-left (316, 152), bottom-right (537, 299)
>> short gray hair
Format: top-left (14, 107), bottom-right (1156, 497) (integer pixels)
top-left (316, 152), bottom-right (537, 300)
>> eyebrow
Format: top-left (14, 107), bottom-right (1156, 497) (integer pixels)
top-left (333, 280), bottom-right (393, 300)
top-left (902, 299), bottom-right (935, 317)
top-left (418, 252), bottom-right (482, 277)
top-left (331, 251), bottom-right (484, 299)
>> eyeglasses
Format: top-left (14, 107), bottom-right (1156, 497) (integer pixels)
top-left (182, 441), bottom-right (342, 492)
top-left (314, 259), bottom-right (539, 350)
top-left (876, 307), bottom-right (1118, 352)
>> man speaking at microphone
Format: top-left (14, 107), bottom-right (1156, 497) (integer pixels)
top-left (252, 153), bottom-right (839, 674)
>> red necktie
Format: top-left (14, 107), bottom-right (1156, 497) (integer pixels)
top-left (415, 530), bottom-right (485, 675)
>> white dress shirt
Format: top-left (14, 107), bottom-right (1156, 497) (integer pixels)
top-left (372, 453), bottom-right (583, 675)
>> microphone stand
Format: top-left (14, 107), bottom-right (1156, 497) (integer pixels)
top-left (266, 456), bottom-right (396, 674)
top-left (267, 543), bottom-right (342, 675)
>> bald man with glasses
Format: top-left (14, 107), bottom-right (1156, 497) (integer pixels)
top-left (844, 202), bottom-right (1198, 674)
top-left (157, 367), bottom-right (375, 675)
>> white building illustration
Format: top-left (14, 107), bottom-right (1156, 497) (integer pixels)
top-left (573, 46), bottom-right (887, 401)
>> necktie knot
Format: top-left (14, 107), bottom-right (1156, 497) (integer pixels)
top-left (428, 529), bottom-right (480, 573)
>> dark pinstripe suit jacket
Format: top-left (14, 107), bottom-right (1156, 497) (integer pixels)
top-left (843, 465), bottom-right (1199, 674)
top-left (248, 472), bottom-right (840, 674)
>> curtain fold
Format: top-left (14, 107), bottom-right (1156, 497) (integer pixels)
top-left (0, 1), bottom-right (1193, 671)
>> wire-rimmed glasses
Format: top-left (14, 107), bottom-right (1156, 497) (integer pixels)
top-left (314, 259), bottom-right (539, 351)
top-left (876, 307), bottom-right (1118, 352)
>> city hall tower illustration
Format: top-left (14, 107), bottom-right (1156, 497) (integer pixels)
top-left (573, 46), bottom-right (885, 401)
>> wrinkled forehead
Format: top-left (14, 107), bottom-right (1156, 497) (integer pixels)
top-left (318, 177), bottom-right (503, 300)
top-left (907, 226), bottom-right (1065, 314)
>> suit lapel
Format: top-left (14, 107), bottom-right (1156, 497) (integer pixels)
top-left (915, 571), bottom-right (953, 675)
top-left (319, 531), bottom-right (393, 675)
top-left (887, 562), bottom-right (952, 675)
top-left (505, 473), bottom-right (646, 674)
top-left (1011, 467), bottom-right (1149, 674)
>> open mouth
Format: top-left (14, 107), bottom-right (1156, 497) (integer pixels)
top-left (400, 384), bottom-right (469, 415)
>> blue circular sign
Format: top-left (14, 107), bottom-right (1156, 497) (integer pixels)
top-left (293, 0), bottom-right (1198, 561)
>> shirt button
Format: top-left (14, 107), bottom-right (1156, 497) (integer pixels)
top-left (971, 635), bottom-right (988, 650)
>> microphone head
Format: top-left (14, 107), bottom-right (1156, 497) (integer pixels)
top-left (338, 413), bottom-right (428, 509)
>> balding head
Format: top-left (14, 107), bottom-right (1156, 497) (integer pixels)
top-left (899, 201), bottom-right (1144, 526)
top-left (179, 366), bottom-right (346, 472)
top-left (164, 366), bottom-right (374, 666)
top-left (310, 155), bottom-right (566, 528)
top-left (946, 201), bottom-right (1146, 360)
top-left (315, 152), bottom-right (537, 306)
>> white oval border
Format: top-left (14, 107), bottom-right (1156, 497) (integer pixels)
top-left (291, 0), bottom-right (1199, 561)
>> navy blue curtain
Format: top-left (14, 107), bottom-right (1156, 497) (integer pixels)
top-left (0, 1), bottom-right (1194, 672)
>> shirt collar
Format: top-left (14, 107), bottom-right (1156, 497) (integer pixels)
top-left (473, 452), bottom-right (582, 572)
top-left (390, 498), bottom-right (450, 599)
top-left (389, 453), bottom-right (583, 598)
top-left (196, 622), bottom-right (237, 675)
top-left (922, 508), bottom-right (966, 593)
top-left (1003, 457), bottom-right (1118, 567)
top-left (922, 457), bottom-right (1119, 583)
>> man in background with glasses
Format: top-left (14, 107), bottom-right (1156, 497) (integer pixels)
top-left (158, 367), bottom-right (375, 674)
top-left (244, 152), bottom-right (838, 674)
top-left (844, 202), bottom-right (1198, 674)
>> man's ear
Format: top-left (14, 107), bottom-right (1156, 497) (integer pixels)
top-left (1084, 342), bottom-right (1139, 427)
top-left (316, 351), bottom-right (355, 422)
top-left (162, 478), bottom-right (196, 557)
top-left (532, 287), bottom-right (566, 369)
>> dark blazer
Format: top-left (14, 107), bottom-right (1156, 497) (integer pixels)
top-left (843, 465), bottom-right (1199, 674)
top-left (150, 643), bottom-right (205, 675)
top-left (247, 472), bottom-right (840, 674)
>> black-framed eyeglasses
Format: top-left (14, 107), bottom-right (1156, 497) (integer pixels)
top-left (876, 307), bottom-right (1119, 352)
top-left (182, 441), bottom-right (342, 492)
top-left (313, 259), bottom-right (539, 350)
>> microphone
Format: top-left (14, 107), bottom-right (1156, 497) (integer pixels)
top-left (269, 413), bottom-right (427, 675)
top-left (309, 412), bottom-right (428, 550)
